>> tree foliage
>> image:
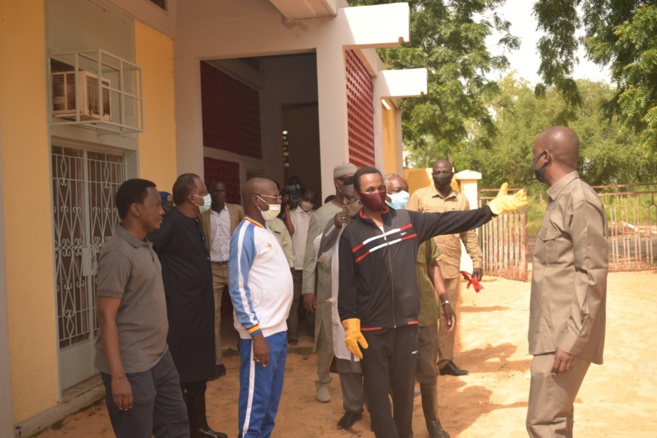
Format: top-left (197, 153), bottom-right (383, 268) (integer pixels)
top-left (349, 0), bottom-right (519, 165)
top-left (535, 1), bottom-right (657, 147)
top-left (461, 75), bottom-right (657, 191)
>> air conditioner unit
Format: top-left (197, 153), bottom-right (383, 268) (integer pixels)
top-left (52, 70), bottom-right (112, 122)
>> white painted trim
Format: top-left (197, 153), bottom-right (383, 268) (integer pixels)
top-left (374, 68), bottom-right (428, 98)
top-left (106, 0), bottom-right (177, 38)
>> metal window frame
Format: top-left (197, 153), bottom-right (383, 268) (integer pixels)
top-left (48, 50), bottom-right (144, 134)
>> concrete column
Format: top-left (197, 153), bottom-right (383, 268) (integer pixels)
top-left (455, 170), bottom-right (482, 272)
top-left (174, 51), bottom-right (205, 175)
top-left (316, 45), bottom-right (350, 197)
top-left (455, 170), bottom-right (482, 210)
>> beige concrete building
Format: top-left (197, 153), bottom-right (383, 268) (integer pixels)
top-left (0, 0), bottom-right (426, 435)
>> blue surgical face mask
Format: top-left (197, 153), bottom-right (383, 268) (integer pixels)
top-left (386, 190), bottom-right (410, 210)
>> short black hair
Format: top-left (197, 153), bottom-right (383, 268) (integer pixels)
top-left (172, 173), bottom-right (201, 205)
top-left (302, 187), bottom-right (317, 198)
top-left (353, 166), bottom-right (382, 192)
top-left (116, 178), bottom-right (156, 219)
top-left (209, 179), bottom-right (224, 190)
top-left (324, 194), bottom-right (336, 204)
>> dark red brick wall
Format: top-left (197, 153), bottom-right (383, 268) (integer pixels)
top-left (345, 50), bottom-right (375, 168)
top-left (201, 61), bottom-right (262, 159)
top-left (204, 157), bottom-right (241, 205)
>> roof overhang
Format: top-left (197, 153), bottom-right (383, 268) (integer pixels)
top-left (269, 0), bottom-right (338, 19)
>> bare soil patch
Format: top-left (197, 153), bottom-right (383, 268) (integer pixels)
top-left (36, 271), bottom-right (657, 437)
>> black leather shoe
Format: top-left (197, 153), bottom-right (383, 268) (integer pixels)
top-left (209, 364), bottom-right (226, 381)
top-left (439, 361), bottom-right (469, 376)
top-left (337, 411), bottom-right (363, 430)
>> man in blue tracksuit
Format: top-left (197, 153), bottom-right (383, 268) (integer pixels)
top-left (229, 177), bottom-right (293, 438)
top-left (338, 167), bottom-right (527, 438)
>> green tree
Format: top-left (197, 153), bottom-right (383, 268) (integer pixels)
top-left (466, 75), bottom-right (656, 191)
top-left (350, 0), bottom-right (519, 164)
top-left (535, 1), bottom-right (657, 147)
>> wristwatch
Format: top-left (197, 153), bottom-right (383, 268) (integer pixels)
top-left (441, 299), bottom-right (451, 306)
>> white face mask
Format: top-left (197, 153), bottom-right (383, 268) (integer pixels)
top-left (257, 196), bottom-right (281, 222)
top-left (300, 201), bottom-right (314, 212)
top-left (194, 193), bottom-right (212, 213)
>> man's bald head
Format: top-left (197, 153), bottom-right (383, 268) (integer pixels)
top-left (432, 159), bottom-right (452, 173)
top-left (242, 177), bottom-right (276, 200)
top-left (242, 177), bottom-right (279, 219)
top-left (384, 174), bottom-right (409, 194)
top-left (534, 126), bottom-right (579, 170)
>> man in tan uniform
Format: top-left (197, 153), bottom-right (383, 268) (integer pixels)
top-left (527, 126), bottom-right (608, 437)
top-left (302, 162), bottom-right (357, 403)
top-left (406, 159), bottom-right (482, 376)
top-left (200, 180), bottom-right (244, 380)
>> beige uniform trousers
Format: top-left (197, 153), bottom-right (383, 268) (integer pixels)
top-left (526, 353), bottom-right (591, 438)
top-left (211, 261), bottom-right (229, 365)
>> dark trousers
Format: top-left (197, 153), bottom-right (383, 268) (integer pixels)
top-left (415, 323), bottom-right (439, 385)
top-left (101, 350), bottom-right (189, 438)
top-left (361, 325), bottom-right (419, 438)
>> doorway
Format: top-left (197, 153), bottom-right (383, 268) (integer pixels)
top-left (51, 145), bottom-right (125, 389)
top-left (281, 103), bottom-right (321, 202)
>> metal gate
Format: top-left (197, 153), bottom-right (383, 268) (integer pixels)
top-left (593, 183), bottom-right (657, 271)
top-left (478, 184), bottom-right (657, 281)
top-left (478, 187), bottom-right (529, 281)
top-left (52, 145), bottom-right (124, 389)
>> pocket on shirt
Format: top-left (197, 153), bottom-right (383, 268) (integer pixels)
top-left (535, 226), bottom-right (559, 265)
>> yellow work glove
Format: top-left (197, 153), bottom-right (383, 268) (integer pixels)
top-left (487, 182), bottom-right (528, 215)
top-left (342, 318), bottom-right (368, 359)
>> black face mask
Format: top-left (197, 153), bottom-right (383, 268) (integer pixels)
top-left (433, 174), bottom-right (452, 189)
top-left (532, 151), bottom-right (548, 182)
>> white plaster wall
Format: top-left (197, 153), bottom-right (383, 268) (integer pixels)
top-left (175, 1), bottom-right (410, 197)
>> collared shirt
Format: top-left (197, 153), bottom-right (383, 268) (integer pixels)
top-left (416, 239), bottom-right (441, 326)
top-left (289, 207), bottom-right (314, 270)
top-left (210, 207), bottom-right (231, 262)
top-left (407, 185), bottom-right (482, 278)
top-left (94, 225), bottom-right (168, 374)
top-left (266, 217), bottom-right (295, 268)
top-left (529, 171), bottom-right (608, 364)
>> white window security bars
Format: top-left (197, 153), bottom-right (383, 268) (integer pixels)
top-left (48, 50), bottom-right (144, 133)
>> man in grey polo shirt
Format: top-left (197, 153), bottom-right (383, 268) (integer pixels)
top-left (95, 178), bottom-right (189, 438)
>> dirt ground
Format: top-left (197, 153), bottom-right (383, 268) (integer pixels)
top-left (37, 270), bottom-right (657, 437)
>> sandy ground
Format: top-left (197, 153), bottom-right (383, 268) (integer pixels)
top-left (37, 270), bottom-right (657, 437)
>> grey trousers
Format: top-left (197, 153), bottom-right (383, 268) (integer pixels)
top-left (336, 358), bottom-right (366, 414)
top-left (526, 353), bottom-right (591, 438)
top-left (101, 350), bottom-right (189, 438)
top-left (316, 321), bottom-right (333, 387)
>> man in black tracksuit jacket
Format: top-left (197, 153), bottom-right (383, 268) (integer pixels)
top-left (338, 167), bottom-right (526, 438)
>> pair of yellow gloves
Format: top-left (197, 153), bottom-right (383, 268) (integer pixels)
top-left (342, 182), bottom-right (527, 359)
